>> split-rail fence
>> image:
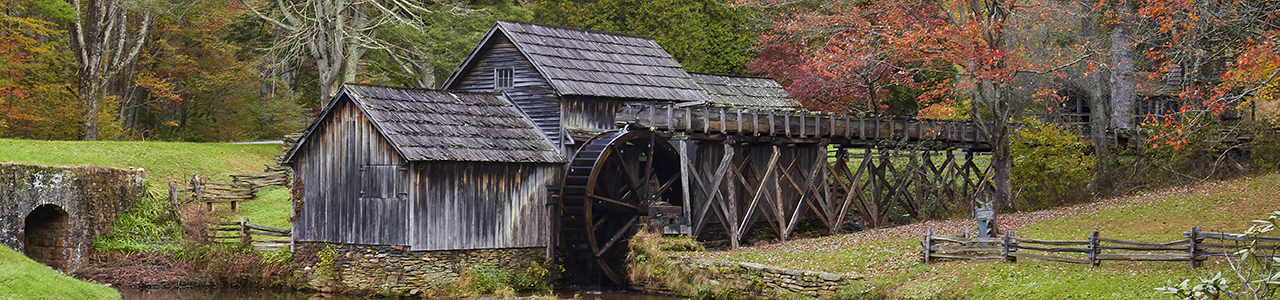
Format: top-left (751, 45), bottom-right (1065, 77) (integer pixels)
top-left (209, 217), bottom-right (291, 252)
top-left (922, 227), bottom-right (1280, 267)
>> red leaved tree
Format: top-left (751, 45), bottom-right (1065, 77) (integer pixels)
top-left (741, 0), bottom-right (1087, 212)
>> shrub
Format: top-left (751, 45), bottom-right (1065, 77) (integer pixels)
top-left (93, 187), bottom-right (186, 253)
top-left (1011, 118), bottom-right (1094, 211)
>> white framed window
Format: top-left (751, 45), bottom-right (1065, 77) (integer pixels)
top-left (494, 68), bottom-right (514, 90)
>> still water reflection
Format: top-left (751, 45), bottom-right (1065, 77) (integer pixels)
top-left (118, 288), bottom-right (687, 300)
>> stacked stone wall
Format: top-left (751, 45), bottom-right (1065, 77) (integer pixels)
top-left (295, 242), bottom-right (547, 294)
top-left (635, 257), bottom-right (863, 298)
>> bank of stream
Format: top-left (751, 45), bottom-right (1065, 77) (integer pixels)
top-left (117, 288), bottom-right (687, 300)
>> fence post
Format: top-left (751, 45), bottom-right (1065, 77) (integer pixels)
top-left (1088, 231), bottom-right (1100, 267)
top-left (922, 228), bottom-right (934, 263)
top-left (1189, 226), bottom-right (1202, 268)
top-left (240, 216), bottom-right (250, 245)
top-left (1003, 231), bottom-right (1016, 263)
top-left (168, 181), bottom-right (183, 222)
top-left (192, 174), bottom-right (209, 212)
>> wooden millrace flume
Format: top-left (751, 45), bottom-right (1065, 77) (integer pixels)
top-left (559, 129), bottom-right (685, 287)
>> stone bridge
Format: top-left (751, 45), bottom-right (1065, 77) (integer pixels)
top-left (0, 163), bottom-right (145, 272)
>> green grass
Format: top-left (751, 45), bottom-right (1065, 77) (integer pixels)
top-left (682, 172), bottom-right (1280, 299)
top-left (0, 139), bottom-right (283, 185)
top-left (237, 187), bottom-right (293, 229)
top-left (0, 245), bottom-right (120, 300)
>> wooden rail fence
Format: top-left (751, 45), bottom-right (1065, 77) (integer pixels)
top-left (167, 165), bottom-right (291, 213)
top-left (922, 227), bottom-right (1280, 267)
top-left (209, 217), bottom-right (291, 252)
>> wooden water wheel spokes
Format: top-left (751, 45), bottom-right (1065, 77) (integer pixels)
top-left (560, 129), bottom-right (683, 287)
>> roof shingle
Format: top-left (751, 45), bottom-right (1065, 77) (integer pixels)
top-left (690, 73), bottom-right (802, 109)
top-left (343, 84), bottom-right (564, 163)
top-left (496, 20), bottom-right (708, 102)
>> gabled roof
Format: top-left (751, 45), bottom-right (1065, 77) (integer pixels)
top-left (286, 85), bottom-right (564, 164)
top-left (690, 73), bottom-right (802, 109)
top-left (445, 20), bottom-right (709, 103)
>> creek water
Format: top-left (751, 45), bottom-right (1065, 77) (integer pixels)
top-left (117, 288), bottom-right (687, 300)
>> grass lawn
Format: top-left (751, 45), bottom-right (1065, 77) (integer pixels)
top-left (0, 139), bottom-right (294, 229)
top-left (0, 139), bottom-right (283, 184)
top-left (0, 245), bottom-right (120, 300)
top-left (681, 172), bottom-right (1280, 299)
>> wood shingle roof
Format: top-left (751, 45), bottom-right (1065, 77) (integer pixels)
top-left (489, 20), bottom-right (709, 102)
top-left (303, 85), bottom-right (564, 163)
top-left (691, 73), bottom-right (802, 109)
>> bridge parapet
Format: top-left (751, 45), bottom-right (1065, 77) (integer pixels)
top-left (0, 163), bottom-right (145, 271)
top-left (615, 103), bottom-right (995, 150)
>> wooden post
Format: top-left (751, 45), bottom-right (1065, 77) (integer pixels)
top-left (923, 228), bottom-right (934, 263)
top-left (192, 175), bottom-right (210, 212)
top-left (736, 108), bottom-right (743, 134)
top-left (800, 112), bottom-right (806, 136)
top-left (769, 110), bottom-right (775, 136)
top-left (1088, 231), bottom-right (1100, 266)
top-left (1003, 231), bottom-right (1016, 263)
top-left (785, 112), bottom-right (791, 136)
top-left (859, 115), bottom-right (866, 140)
top-left (168, 181), bottom-right (183, 222)
top-left (1189, 226), bottom-right (1202, 268)
top-left (240, 217), bottom-right (251, 245)
top-left (720, 107), bottom-right (727, 133)
top-left (666, 104), bottom-right (674, 130)
top-left (725, 143), bottom-right (740, 249)
top-left (678, 138), bottom-right (692, 235)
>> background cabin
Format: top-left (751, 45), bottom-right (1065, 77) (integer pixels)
top-left (285, 85), bottom-right (564, 251)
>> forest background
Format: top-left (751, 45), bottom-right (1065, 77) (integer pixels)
top-left (1, 0), bottom-right (1277, 210)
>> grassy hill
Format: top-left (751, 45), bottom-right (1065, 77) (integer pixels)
top-left (680, 172), bottom-right (1280, 299)
top-left (0, 245), bottom-right (120, 300)
top-left (0, 139), bottom-right (284, 184)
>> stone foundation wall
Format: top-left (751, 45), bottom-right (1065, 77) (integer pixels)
top-left (636, 257), bottom-right (862, 297)
top-left (296, 242), bottom-right (547, 294)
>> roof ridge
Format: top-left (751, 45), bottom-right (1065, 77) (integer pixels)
top-left (495, 19), bottom-right (657, 41)
top-left (345, 83), bottom-right (502, 95)
top-left (689, 72), bottom-right (775, 80)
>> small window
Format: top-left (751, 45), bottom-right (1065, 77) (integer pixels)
top-left (494, 68), bottom-right (514, 90)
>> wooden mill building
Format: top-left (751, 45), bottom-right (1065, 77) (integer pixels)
top-left (441, 20), bottom-right (800, 152)
top-left (284, 20), bottom-right (887, 289)
top-left (284, 85), bottom-right (563, 251)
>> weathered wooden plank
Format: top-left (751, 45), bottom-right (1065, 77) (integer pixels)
top-left (1013, 244), bottom-right (1092, 253)
top-left (1190, 231), bottom-right (1280, 243)
top-left (1014, 238), bottom-right (1091, 246)
top-left (1008, 252), bottom-right (1091, 264)
top-left (1096, 253), bottom-right (1194, 261)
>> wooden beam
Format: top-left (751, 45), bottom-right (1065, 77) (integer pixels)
top-left (736, 145), bottom-right (781, 243)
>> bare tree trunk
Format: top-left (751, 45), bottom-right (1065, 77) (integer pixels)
top-left (973, 78), bottom-right (1013, 212)
top-left (1081, 0), bottom-right (1112, 195)
top-left (1109, 0), bottom-right (1136, 129)
top-left (70, 0), bottom-right (150, 140)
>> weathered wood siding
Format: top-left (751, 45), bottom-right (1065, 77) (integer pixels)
top-left (449, 34), bottom-right (562, 144)
top-left (292, 99), bottom-right (410, 246)
top-left (562, 96), bottom-right (627, 136)
top-left (409, 162), bottom-right (558, 251)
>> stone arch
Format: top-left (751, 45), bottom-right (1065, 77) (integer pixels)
top-left (24, 204), bottom-right (71, 269)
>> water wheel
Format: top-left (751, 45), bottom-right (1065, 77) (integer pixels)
top-left (559, 129), bottom-right (683, 287)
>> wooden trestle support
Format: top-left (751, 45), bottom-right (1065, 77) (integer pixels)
top-left (560, 103), bottom-right (998, 286)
